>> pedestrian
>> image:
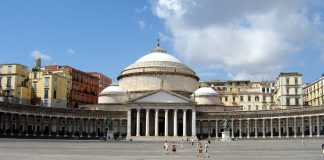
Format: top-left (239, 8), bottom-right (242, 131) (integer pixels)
top-left (204, 142), bottom-right (210, 158)
top-left (208, 139), bottom-right (211, 144)
top-left (181, 139), bottom-right (183, 148)
top-left (197, 142), bottom-right (203, 157)
top-left (301, 138), bottom-right (305, 146)
top-left (172, 142), bottom-right (177, 154)
top-left (191, 137), bottom-right (194, 146)
top-left (164, 141), bottom-right (169, 154)
top-left (322, 143), bottom-right (324, 156)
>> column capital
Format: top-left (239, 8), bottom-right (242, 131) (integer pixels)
top-left (182, 109), bottom-right (187, 112)
top-left (136, 108), bottom-right (141, 111)
top-left (155, 109), bottom-right (159, 111)
top-left (146, 108), bottom-right (150, 111)
top-left (165, 109), bottom-right (169, 112)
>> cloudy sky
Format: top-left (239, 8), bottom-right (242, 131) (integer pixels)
top-left (0, 0), bottom-right (324, 83)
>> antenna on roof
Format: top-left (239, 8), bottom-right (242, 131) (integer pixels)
top-left (157, 37), bottom-right (160, 47)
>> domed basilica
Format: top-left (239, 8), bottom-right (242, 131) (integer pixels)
top-left (89, 44), bottom-right (235, 140)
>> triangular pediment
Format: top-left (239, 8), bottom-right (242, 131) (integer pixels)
top-left (131, 90), bottom-right (193, 103)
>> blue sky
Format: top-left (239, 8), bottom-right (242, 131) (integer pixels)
top-left (0, 0), bottom-right (324, 83)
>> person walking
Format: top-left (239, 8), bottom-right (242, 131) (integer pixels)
top-left (204, 142), bottom-right (210, 158)
top-left (322, 143), bottom-right (324, 157)
top-left (191, 137), bottom-right (194, 146)
top-left (164, 141), bottom-right (169, 154)
top-left (197, 142), bottom-right (203, 157)
top-left (181, 139), bottom-right (183, 149)
top-left (172, 142), bottom-right (177, 154)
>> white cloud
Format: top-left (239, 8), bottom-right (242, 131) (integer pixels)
top-left (152, 0), bottom-right (324, 80)
top-left (30, 50), bottom-right (51, 61)
top-left (135, 5), bottom-right (148, 13)
top-left (67, 48), bottom-right (77, 55)
top-left (138, 20), bottom-right (146, 29)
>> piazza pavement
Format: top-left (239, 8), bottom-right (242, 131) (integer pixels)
top-left (0, 138), bottom-right (323, 160)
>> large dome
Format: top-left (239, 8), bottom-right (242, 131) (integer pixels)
top-left (123, 46), bottom-right (194, 72)
top-left (117, 45), bottom-right (199, 98)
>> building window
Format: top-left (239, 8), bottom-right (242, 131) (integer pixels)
top-left (286, 88), bottom-right (289, 95)
top-left (0, 77), bottom-right (2, 87)
top-left (262, 96), bottom-right (266, 102)
top-left (44, 77), bottom-right (49, 87)
top-left (33, 83), bottom-right (37, 92)
top-left (33, 72), bottom-right (37, 79)
top-left (286, 78), bottom-right (289, 84)
top-left (8, 66), bottom-right (12, 73)
top-left (225, 96), bottom-right (228, 102)
top-left (295, 88), bottom-right (298, 95)
top-left (248, 105), bottom-right (251, 111)
top-left (262, 88), bottom-right (265, 93)
top-left (248, 96), bottom-right (251, 102)
top-left (7, 77), bottom-right (12, 87)
top-left (295, 78), bottom-right (298, 84)
top-left (295, 98), bottom-right (299, 105)
top-left (233, 97), bottom-right (235, 102)
top-left (256, 105), bottom-right (259, 110)
top-left (240, 96), bottom-right (244, 101)
top-left (262, 105), bottom-right (266, 110)
top-left (0, 65), bottom-right (2, 73)
top-left (44, 89), bottom-right (49, 99)
top-left (53, 90), bottom-right (57, 99)
top-left (286, 98), bottom-right (290, 105)
top-left (255, 96), bottom-right (259, 102)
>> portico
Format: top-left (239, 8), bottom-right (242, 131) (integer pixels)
top-left (126, 90), bottom-right (197, 140)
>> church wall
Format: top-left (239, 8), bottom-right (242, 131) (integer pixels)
top-left (119, 74), bottom-right (199, 93)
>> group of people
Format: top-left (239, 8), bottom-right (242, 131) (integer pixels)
top-left (163, 138), bottom-right (210, 158)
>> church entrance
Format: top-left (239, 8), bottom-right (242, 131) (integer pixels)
top-left (178, 123), bottom-right (183, 136)
top-left (159, 121), bottom-right (164, 136)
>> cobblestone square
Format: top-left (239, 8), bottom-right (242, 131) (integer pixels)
top-left (0, 138), bottom-right (323, 160)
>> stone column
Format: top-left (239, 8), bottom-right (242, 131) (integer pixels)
top-left (164, 109), bottom-right (169, 136)
top-left (301, 116), bottom-right (305, 137)
top-left (87, 119), bottom-right (91, 138)
top-left (192, 110), bottom-right (196, 137)
top-left (173, 109), bottom-right (178, 137)
top-left (215, 120), bottom-right (219, 139)
top-left (48, 117), bottom-right (52, 137)
top-left (309, 116), bottom-right (312, 137)
top-left (136, 109), bottom-right (140, 136)
top-left (254, 119), bottom-right (258, 138)
top-left (286, 118), bottom-right (289, 138)
top-left (154, 109), bottom-right (159, 136)
top-left (317, 115), bottom-right (320, 137)
top-left (247, 119), bottom-right (250, 138)
top-left (17, 114), bottom-right (21, 136)
top-left (10, 114), bottom-right (13, 136)
top-left (199, 120), bottom-right (203, 138)
top-left (145, 109), bottom-right (150, 136)
top-left (278, 118), bottom-right (281, 138)
top-left (231, 119), bottom-right (234, 138)
top-left (262, 119), bottom-right (266, 138)
top-left (95, 119), bottom-right (98, 137)
top-left (56, 117), bottom-right (60, 137)
top-left (183, 109), bottom-right (187, 137)
top-left (127, 109), bottom-right (131, 137)
top-left (208, 120), bottom-right (211, 138)
top-left (239, 119), bottom-right (242, 138)
top-left (294, 117), bottom-right (297, 138)
top-left (270, 118), bottom-right (273, 138)
top-left (119, 119), bottom-right (122, 138)
top-left (41, 116), bottom-right (44, 137)
top-left (71, 118), bottom-right (75, 137)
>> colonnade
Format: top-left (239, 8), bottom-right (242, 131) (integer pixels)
top-left (127, 108), bottom-right (196, 138)
top-left (197, 115), bottom-right (323, 139)
top-left (0, 112), bottom-right (127, 138)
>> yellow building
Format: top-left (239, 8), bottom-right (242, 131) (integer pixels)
top-left (30, 68), bottom-right (72, 108)
top-left (204, 80), bottom-right (275, 111)
top-left (304, 75), bottom-right (324, 107)
top-left (0, 64), bottom-right (32, 104)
